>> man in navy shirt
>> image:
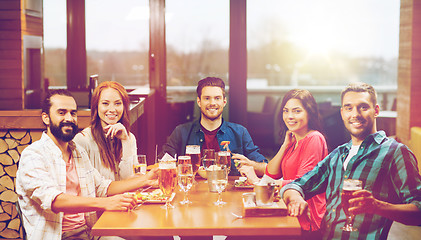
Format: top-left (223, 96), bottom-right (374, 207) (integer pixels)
top-left (161, 77), bottom-right (267, 176)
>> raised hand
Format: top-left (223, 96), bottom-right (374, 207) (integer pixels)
top-left (103, 123), bottom-right (129, 140)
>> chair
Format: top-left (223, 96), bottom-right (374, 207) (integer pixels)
top-left (15, 201), bottom-right (27, 240)
top-left (247, 96), bottom-right (282, 149)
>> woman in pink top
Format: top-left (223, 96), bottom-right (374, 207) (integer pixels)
top-left (240, 89), bottom-right (327, 239)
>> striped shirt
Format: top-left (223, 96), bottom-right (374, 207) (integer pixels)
top-left (281, 131), bottom-right (421, 240)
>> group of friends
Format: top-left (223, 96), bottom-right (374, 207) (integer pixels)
top-left (16, 77), bottom-right (421, 240)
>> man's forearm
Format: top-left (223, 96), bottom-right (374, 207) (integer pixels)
top-left (52, 193), bottom-right (106, 213)
top-left (374, 201), bottom-right (421, 226)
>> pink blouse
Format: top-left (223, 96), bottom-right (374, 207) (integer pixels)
top-left (266, 131), bottom-right (328, 231)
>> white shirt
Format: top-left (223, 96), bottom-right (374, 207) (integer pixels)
top-left (16, 132), bottom-right (112, 240)
top-left (344, 145), bottom-right (360, 170)
top-left (74, 127), bottom-right (137, 181)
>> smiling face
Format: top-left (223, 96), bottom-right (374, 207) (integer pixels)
top-left (341, 91), bottom-right (379, 145)
top-left (98, 88), bottom-right (124, 128)
top-left (282, 98), bottom-right (309, 138)
top-left (197, 86), bottom-right (227, 121)
top-left (43, 95), bottom-right (78, 142)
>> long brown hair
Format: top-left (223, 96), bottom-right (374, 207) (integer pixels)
top-left (90, 81), bottom-right (130, 172)
top-left (279, 89), bottom-right (325, 139)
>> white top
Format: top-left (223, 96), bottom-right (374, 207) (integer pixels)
top-left (74, 127), bottom-right (137, 181)
top-left (16, 132), bottom-right (111, 240)
top-left (344, 145), bottom-right (360, 170)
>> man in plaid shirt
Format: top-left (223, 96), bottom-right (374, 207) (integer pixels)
top-left (281, 82), bottom-right (421, 239)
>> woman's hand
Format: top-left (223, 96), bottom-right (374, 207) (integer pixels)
top-left (283, 130), bottom-right (296, 147)
top-left (238, 165), bottom-right (260, 184)
top-left (232, 154), bottom-right (254, 168)
top-left (104, 123), bottom-right (129, 140)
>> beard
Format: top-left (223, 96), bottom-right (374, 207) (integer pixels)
top-left (50, 120), bottom-right (78, 142)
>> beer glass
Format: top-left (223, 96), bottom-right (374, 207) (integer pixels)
top-left (178, 163), bottom-right (193, 205)
top-left (133, 155), bottom-right (147, 175)
top-left (158, 159), bottom-right (177, 209)
top-left (186, 145), bottom-right (201, 179)
top-left (178, 155), bottom-right (191, 165)
top-left (211, 165), bottom-right (228, 206)
top-left (341, 179), bottom-right (363, 231)
top-left (217, 151), bottom-right (231, 173)
top-left (202, 149), bottom-right (216, 169)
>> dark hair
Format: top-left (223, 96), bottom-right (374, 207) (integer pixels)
top-left (42, 89), bottom-right (74, 115)
top-left (196, 77), bottom-right (226, 98)
top-left (90, 81), bottom-right (130, 172)
top-left (341, 82), bottom-right (377, 106)
top-left (279, 89), bottom-right (324, 136)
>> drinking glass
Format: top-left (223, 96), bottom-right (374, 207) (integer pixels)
top-left (158, 159), bottom-right (177, 209)
top-left (217, 151), bottom-right (231, 174)
top-left (178, 155), bottom-right (191, 165)
top-left (185, 145), bottom-right (201, 180)
top-left (341, 179), bottom-right (363, 231)
top-left (178, 163), bottom-right (193, 205)
top-left (202, 149), bottom-right (216, 169)
top-left (133, 155), bottom-right (147, 175)
top-left (212, 165), bottom-right (228, 206)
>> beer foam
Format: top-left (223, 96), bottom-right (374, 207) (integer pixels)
top-left (218, 151), bottom-right (230, 156)
top-left (186, 145), bottom-right (200, 154)
top-left (159, 162), bottom-right (176, 169)
top-left (343, 179), bottom-right (362, 191)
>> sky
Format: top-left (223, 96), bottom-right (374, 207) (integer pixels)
top-left (43, 0), bottom-right (400, 59)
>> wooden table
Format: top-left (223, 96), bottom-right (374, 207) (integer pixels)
top-left (92, 177), bottom-right (301, 237)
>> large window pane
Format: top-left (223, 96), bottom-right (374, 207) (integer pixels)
top-left (247, 0), bottom-right (399, 108)
top-left (166, 0), bottom-right (229, 86)
top-left (43, 0), bottom-right (66, 86)
top-left (86, 0), bottom-right (149, 87)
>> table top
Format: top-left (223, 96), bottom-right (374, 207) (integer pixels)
top-left (92, 177), bottom-right (301, 237)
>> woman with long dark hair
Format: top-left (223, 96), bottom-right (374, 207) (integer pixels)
top-left (74, 81), bottom-right (137, 180)
top-left (240, 89), bottom-right (327, 239)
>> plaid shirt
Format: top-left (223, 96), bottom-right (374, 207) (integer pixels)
top-left (281, 131), bottom-right (421, 240)
top-left (16, 132), bottom-right (112, 240)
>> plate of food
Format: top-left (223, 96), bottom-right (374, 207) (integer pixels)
top-left (133, 189), bottom-right (175, 204)
top-left (234, 177), bottom-right (254, 188)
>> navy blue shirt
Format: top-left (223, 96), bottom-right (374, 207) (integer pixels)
top-left (160, 118), bottom-right (267, 175)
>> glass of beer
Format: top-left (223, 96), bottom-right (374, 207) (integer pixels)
top-left (202, 149), bottom-right (216, 169)
top-left (133, 155), bottom-right (147, 175)
top-left (341, 179), bottom-right (363, 231)
top-left (217, 151), bottom-right (231, 174)
top-left (178, 155), bottom-right (191, 165)
top-left (212, 165), bottom-right (228, 206)
top-left (186, 145), bottom-right (201, 179)
top-left (178, 163), bottom-right (193, 205)
top-left (158, 159), bottom-right (177, 209)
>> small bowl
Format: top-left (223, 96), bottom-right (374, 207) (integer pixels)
top-left (197, 167), bottom-right (207, 179)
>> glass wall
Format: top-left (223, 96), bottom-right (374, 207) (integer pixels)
top-left (166, 0), bottom-right (229, 87)
top-left (43, 0), bottom-right (149, 87)
top-left (247, 0), bottom-right (399, 108)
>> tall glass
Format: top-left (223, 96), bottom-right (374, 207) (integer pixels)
top-left (341, 179), bottom-right (363, 231)
top-left (178, 155), bottom-right (191, 165)
top-left (212, 165), bottom-right (228, 206)
top-left (217, 151), bottom-right (231, 173)
top-left (202, 149), bottom-right (216, 169)
top-left (133, 155), bottom-right (147, 175)
top-left (186, 145), bottom-right (201, 178)
top-left (158, 159), bottom-right (177, 209)
top-left (178, 163), bottom-right (193, 205)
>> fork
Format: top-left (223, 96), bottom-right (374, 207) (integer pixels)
top-left (231, 212), bottom-right (243, 219)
